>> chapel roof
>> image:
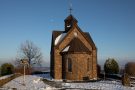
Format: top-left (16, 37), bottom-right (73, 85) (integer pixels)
top-left (52, 31), bottom-right (96, 50)
top-left (62, 37), bottom-right (91, 53)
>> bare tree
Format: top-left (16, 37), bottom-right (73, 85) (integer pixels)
top-left (18, 40), bottom-right (42, 66)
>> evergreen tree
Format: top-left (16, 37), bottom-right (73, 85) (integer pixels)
top-left (104, 58), bottom-right (119, 74)
top-left (1, 63), bottom-right (14, 76)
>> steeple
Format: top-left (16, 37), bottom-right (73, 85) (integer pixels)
top-left (64, 15), bottom-right (78, 32)
top-left (64, 0), bottom-right (78, 32)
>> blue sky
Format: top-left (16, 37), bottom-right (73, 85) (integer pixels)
top-left (0, 0), bottom-right (135, 66)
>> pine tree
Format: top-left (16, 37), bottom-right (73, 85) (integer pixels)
top-left (104, 58), bottom-right (119, 74)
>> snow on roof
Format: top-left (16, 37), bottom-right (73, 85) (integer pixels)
top-left (55, 33), bottom-right (66, 45)
top-left (62, 46), bottom-right (70, 52)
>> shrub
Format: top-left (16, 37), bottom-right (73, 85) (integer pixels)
top-left (1, 63), bottom-right (14, 76)
top-left (104, 58), bottom-right (119, 74)
top-left (122, 73), bottom-right (130, 86)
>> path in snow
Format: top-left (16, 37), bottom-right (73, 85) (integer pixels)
top-left (2, 75), bottom-right (52, 90)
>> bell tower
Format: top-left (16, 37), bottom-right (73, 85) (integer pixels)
top-left (64, 14), bottom-right (78, 32)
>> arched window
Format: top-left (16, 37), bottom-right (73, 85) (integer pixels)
top-left (68, 58), bottom-right (72, 72)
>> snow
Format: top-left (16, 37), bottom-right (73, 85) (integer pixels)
top-left (34, 73), bottom-right (135, 90)
top-left (0, 74), bottom-right (13, 80)
top-left (130, 77), bottom-right (135, 79)
top-left (2, 74), bottom-right (135, 90)
top-left (2, 75), bottom-right (53, 90)
top-left (55, 33), bottom-right (66, 45)
top-left (32, 74), bottom-right (135, 90)
top-left (62, 46), bottom-right (70, 52)
top-left (62, 80), bottom-right (135, 90)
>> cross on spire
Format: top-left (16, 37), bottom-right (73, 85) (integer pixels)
top-left (68, 0), bottom-right (73, 14)
top-left (69, 7), bottom-right (73, 14)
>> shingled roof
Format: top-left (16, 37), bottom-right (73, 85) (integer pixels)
top-left (84, 32), bottom-right (96, 50)
top-left (52, 31), bottom-right (63, 41)
top-left (62, 37), bottom-right (91, 53)
top-left (52, 31), bottom-right (96, 49)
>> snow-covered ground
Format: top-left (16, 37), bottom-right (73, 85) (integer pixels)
top-left (62, 80), bottom-right (135, 90)
top-left (33, 74), bottom-right (135, 90)
top-left (2, 74), bottom-right (135, 90)
top-left (2, 75), bottom-right (53, 90)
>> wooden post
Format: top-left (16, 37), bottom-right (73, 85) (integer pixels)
top-left (21, 59), bottom-right (29, 86)
top-left (23, 65), bottom-right (25, 85)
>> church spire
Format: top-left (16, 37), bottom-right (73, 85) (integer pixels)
top-left (64, 0), bottom-right (78, 32)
